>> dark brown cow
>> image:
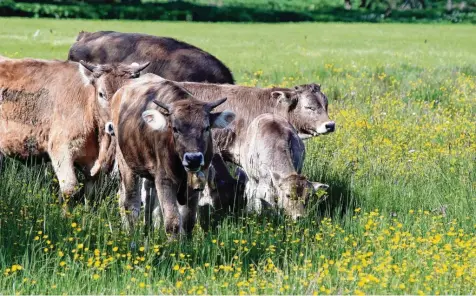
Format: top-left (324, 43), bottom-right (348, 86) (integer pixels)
top-left (0, 56), bottom-right (147, 205)
top-left (68, 31), bottom-right (234, 84)
top-left (109, 75), bottom-right (235, 236)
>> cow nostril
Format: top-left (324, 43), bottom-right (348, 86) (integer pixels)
top-left (183, 152), bottom-right (204, 170)
top-left (325, 122), bottom-right (335, 132)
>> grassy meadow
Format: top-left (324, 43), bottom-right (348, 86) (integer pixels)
top-left (0, 18), bottom-right (475, 294)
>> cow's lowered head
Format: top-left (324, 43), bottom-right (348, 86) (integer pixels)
top-left (142, 97), bottom-right (235, 173)
top-left (272, 83), bottom-right (336, 139)
top-left (270, 171), bottom-right (328, 220)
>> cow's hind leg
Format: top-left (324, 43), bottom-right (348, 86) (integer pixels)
top-left (0, 152), bottom-right (4, 174)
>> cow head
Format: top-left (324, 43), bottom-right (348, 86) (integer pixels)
top-left (270, 171), bottom-right (328, 220)
top-left (271, 83), bottom-right (335, 140)
top-left (142, 98), bottom-right (235, 172)
top-left (78, 60), bottom-right (150, 111)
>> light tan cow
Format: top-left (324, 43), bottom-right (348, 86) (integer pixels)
top-left (240, 114), bottom-right (328, 219)
top-left (0, 56), bottom-right (147, 205)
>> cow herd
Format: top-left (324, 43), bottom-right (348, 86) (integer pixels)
top-left (0, 31), bottom-right (335, 239)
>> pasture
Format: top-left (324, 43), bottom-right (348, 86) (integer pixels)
top-left (0, 17), bottom-right (475, 294)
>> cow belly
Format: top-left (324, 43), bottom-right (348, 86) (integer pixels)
top-left (73, 133), bottom-right (100, 171)
top-left (0, 121), bottom-right (48, 159)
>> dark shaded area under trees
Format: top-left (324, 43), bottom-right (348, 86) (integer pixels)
top-left (0, 0), bottom-right (474, 23)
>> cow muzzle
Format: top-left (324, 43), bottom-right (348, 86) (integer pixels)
top-left (315, 121), bottom-right (336, 135)
top-left (182, 152), bottom-right (205, 172)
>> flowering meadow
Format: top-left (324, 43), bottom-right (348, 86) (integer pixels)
top-left (0, 19), bottom-right (475, 294)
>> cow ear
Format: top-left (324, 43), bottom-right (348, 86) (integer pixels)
top-left (142, 109), bottom-right (167, 131)
top-left (105, 122), bottom-right (115, 136)
top-left (210, 110), bottom-right (235, 128)
top-left (271, 91), bottom-right (295, 106)
top-left (78, 60), bottom-right (100, 85)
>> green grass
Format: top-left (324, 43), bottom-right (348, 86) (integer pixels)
top-left (1, 18), bottom-right (475, 294)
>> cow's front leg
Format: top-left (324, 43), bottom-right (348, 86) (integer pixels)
top-left (179, 189), bottom-right (200, 236)
top-left (49, 145), bottom-right (79, 208)
top-left (155, 176), bottom-right (181, 238)
top-left (117, 151), bottom-right (141, 232)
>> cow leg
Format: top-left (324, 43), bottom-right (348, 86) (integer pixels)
top-left (154, 176), bottom-right (182, 238)
top-left (179, 190), bottom-right (200, 236)
top-left (49, 146), bottom-right (78, 207)
top-left (117, 151), bottom-right (141, 232)
top-left (0, 152), bottom-right (4, 173)
top-left (143, 178), bottom-right (161, 234)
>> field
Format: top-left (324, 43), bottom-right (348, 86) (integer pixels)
top-left (0, 18), bottom-right (475, 294)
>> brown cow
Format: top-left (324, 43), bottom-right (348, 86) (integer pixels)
top-left (68, 31), bottom-right (234, 84)
top-left (0, 56), bottom-right (147, 205)
top-left (174, 82), bottom-right (335, 165)
top-left (109, 75), bottom-right (235, 236)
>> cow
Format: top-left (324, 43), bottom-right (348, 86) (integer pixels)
top-left (0, 56), bottom-right (147, 206)
top-left (109, 75), bottom-right (235, 237)
top-left (68, 30), bottom-right (240, 198)
top-left (173, 82), bottom-right (335, 165)
top-left (68, 30), bottom-right (234, 84)
top-left (240, 114), bottom-right (328, 220)
top-left (169, 82), bottom-right (335, 220)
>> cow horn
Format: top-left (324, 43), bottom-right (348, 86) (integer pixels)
top-left (79, 60), bottom-right (97, 73)
top-left (153, 100), bottom-right (170, 113)
top-left (132, 62), bottom-right (150, 73)
top-left (207, 97), bottom-right (227, 110)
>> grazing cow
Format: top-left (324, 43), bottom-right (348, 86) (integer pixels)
top-left (174, 82), bottom-right (335, 165)
top-left (0, 56), bottom-right (147, 204)
top-left (241, 114), bottom-right (328, 219)
top-left (68, 30), bottom-right (234, 84)
top-left (109, 75), bottom-right (235, 236)
top-left (170, 82), bottom-right (334, 220)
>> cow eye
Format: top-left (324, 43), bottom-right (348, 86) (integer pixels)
top-left (305, 106), bottom-right (316, 111)
top-left (98, 91), bottom-right (105, 99)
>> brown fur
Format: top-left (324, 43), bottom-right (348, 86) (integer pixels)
top-left (110, 75), bottom-right (234, 236)
top-left (0, 57), bottom-right (100, 200)
top-left (0, 57), bottom-right (145, 204)
top-left (175, 82), bottom-right (335, 165)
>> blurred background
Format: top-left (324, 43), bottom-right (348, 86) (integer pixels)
top-left (0, 0), bottom-right (474, 23)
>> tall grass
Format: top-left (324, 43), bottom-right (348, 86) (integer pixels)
top-left (0, 18), bottom-right (475, 294)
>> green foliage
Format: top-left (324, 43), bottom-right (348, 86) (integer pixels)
top-left (0, 0), bottom-right (475, 22)
top-left (0, 19), bottom-right (476, 294)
